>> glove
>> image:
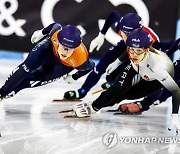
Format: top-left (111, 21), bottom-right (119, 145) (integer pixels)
top-left (72, 101), bottom-right (96, 117)
top-left (31, 29), bottom-right (45, 44)
top-left (168, 114), bottom-right (180, 133)
top-left (89, 32), bottom-right (105, 53)
top-left (106, 58), bottom-right (121, 75)
top-left (63, 75), bottom-right (75, 84)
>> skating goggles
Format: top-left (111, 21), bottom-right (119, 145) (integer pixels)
top-left (128, 47), bottom-right (146, 55)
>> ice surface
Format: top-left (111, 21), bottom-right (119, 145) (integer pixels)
top-left (0, 59), bottom-right (179, 154)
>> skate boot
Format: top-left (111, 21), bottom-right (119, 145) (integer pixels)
top-left (64, 89), bottom-right (87, 99)
top-left (101, 82), bottom-right (112, 90)
top-left (64, 90), bottom-right (79, 99)
top-left (168, 114), bottom-right (180, 134)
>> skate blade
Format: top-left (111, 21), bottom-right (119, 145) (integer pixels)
top-left (64, 115), bottom-right (77, 118)
top-left (106, 109), bottom-right (119, 112)
top-left (92, 89), bottom-right (105, 95)
top-left (59, 109), bottom-right (73, 113)
top-left (113, 112), bottom-right (124, 115)
top-left (53, 99), bottom-right (82, 102)
top-left (113, 112), bottom-right (142, 115)
top-left (64, 115), bottom-right (90, 118)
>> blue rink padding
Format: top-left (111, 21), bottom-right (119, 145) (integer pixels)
top-left (0, 50), bottom-right (24, 60)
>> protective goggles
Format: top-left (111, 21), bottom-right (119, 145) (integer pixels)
top-left (127, 47), bottom-right (146, 55)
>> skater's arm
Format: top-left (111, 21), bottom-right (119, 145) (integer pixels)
top-left (156, 70), bottom-right (180, 114)
top-left (165, 38), bottom-right (180, 56)
top-left (31, 23), bottom-right (62, 44)
top-left (72, 60), bottom-right (95, 80)
top-left (101, 10), bottom-right (122, 35)
top-left (89, 11), bottom-right (121, 53)
top-left (152, 41), bottom-right (174, 52)
top-left (43, 23), bottom-right (62, 36)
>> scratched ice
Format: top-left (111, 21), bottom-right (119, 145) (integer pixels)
top-left (0, 59), bottom-right (180, 154)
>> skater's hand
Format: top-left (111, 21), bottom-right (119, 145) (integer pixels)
top-left (31, 29), bottom-right (45, 44)
top-left (89, 32), bottom-right (105, 53)
top-left (63, 75), bottom-right (75, 84)
top-left (168, 114), bottom-right (180, 134)
top-left (106, 58), bottom-right (121, 75)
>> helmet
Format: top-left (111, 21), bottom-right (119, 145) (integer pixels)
top-left (58, 25), bottom-right (82, 48)
top-left (119, 13), bottom-right (143, 34)
top-left (126, 28), bottom-right (152, 48)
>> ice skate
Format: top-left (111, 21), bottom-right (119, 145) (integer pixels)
top-left (101, 82), bottom-right (112, 89)
top-left (59, 101), bottom-right (96, 118)
top-left (52, 98), bottom-right (82, 102)
top-left (168, 114), bottom-right (180, 135)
